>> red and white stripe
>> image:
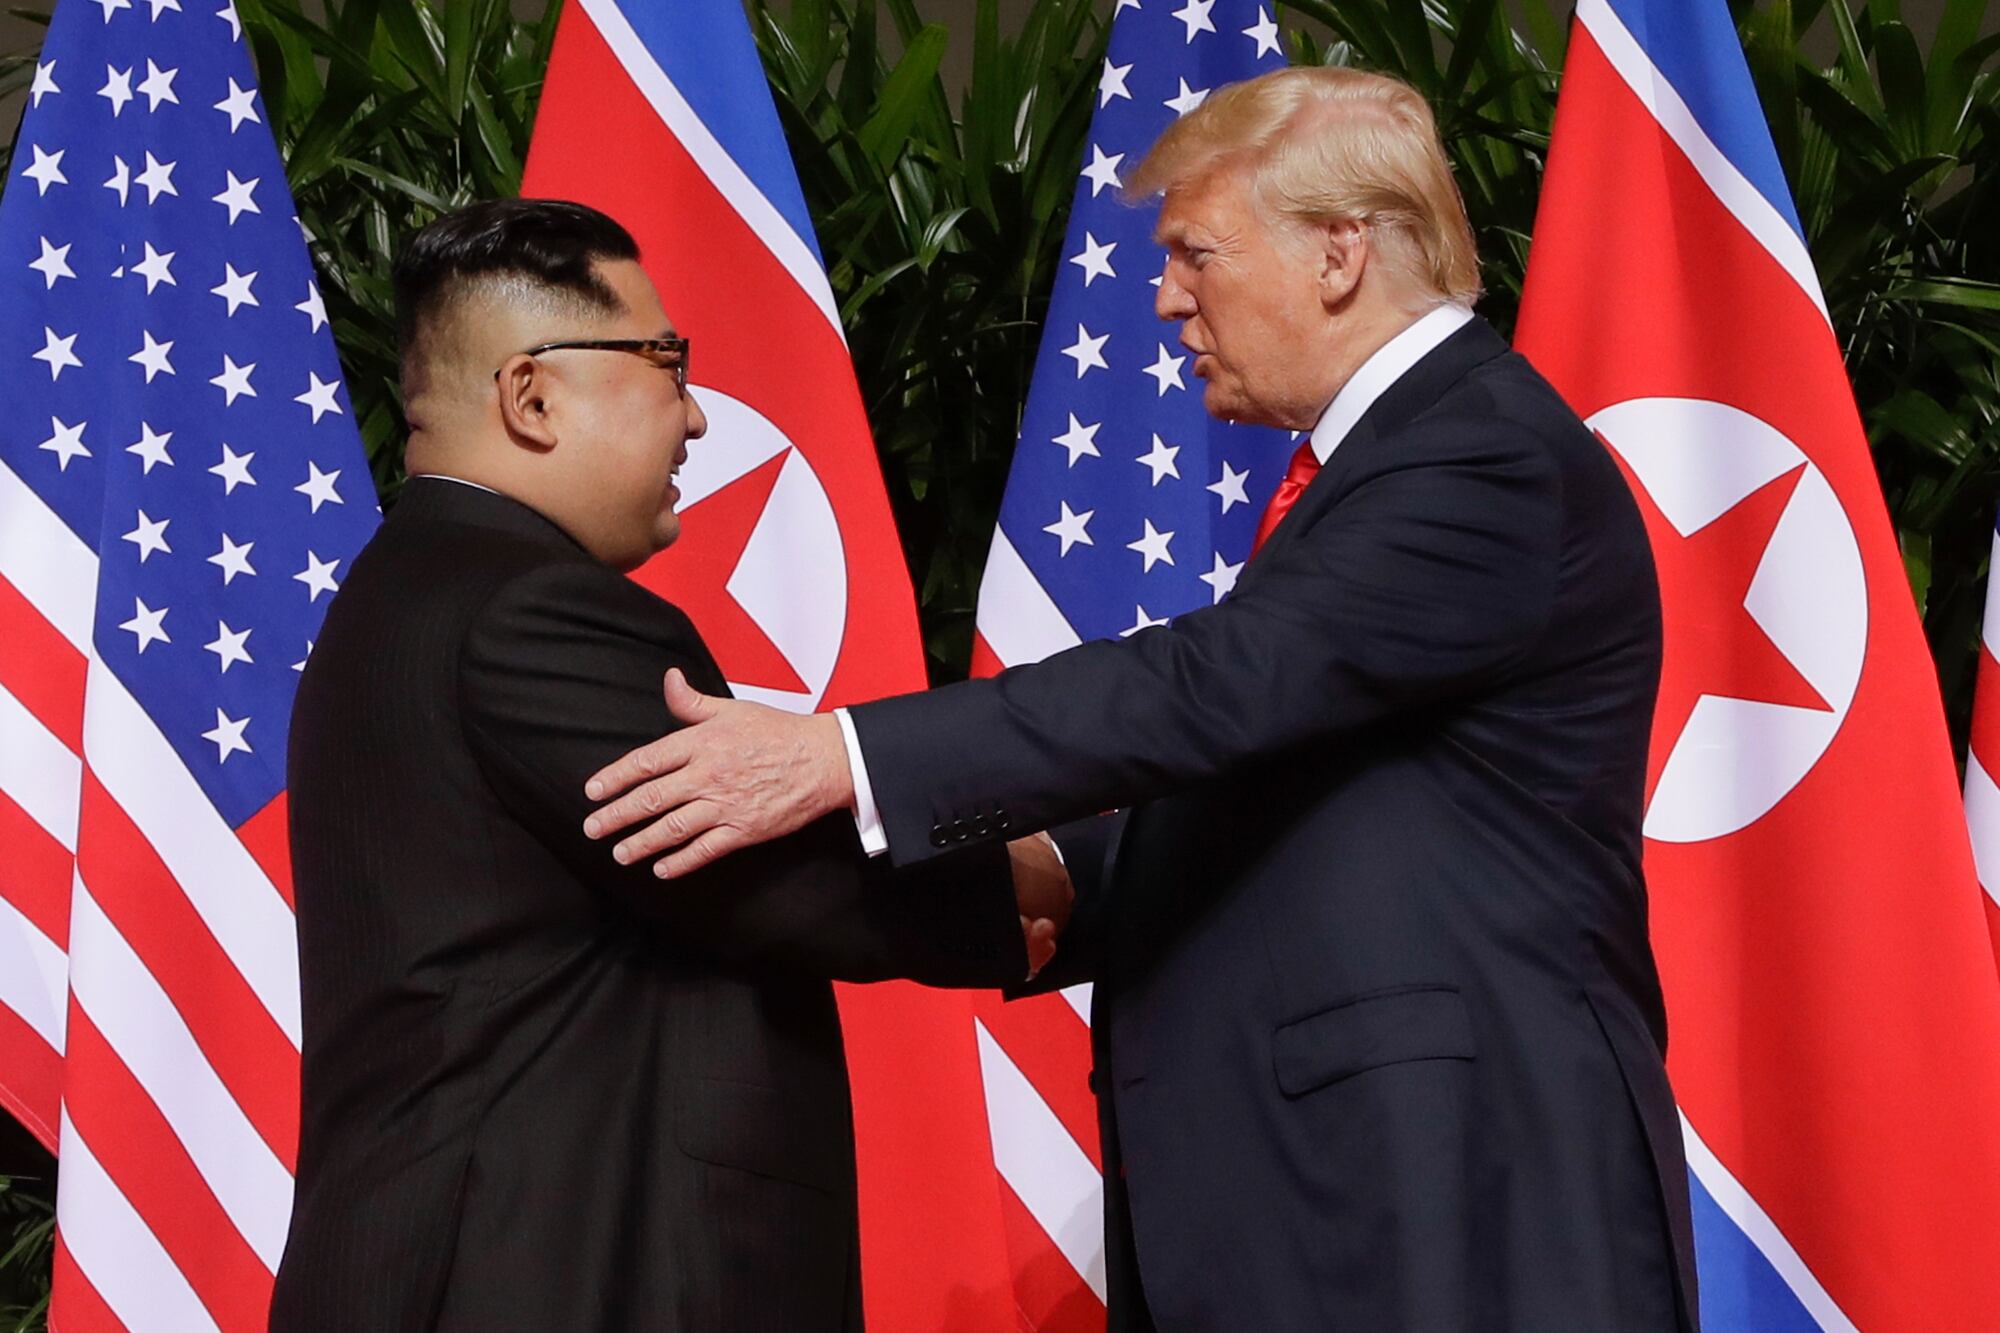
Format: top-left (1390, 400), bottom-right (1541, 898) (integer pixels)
top-left (1962, 520), bottom-right (2000, 955)
top-left (967, 527), bottom-right (1108, 1325)
top-left (0, 456), bottom-right (299, 1333)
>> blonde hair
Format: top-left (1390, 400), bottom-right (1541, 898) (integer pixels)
top-left (1128, 66), bottom-right (1482, 305)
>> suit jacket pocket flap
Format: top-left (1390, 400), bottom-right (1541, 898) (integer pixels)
top-left (675, 1077), bottom-right (846, 1194)
top-left (1273, 986), bottom-right (1475, 1097)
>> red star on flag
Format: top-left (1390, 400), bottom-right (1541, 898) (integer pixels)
top-left (635, 450), bottom-right (808, 694)
top-left (1613, 455), bottom-right (1833, 801)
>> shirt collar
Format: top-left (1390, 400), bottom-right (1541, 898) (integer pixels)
top-left (1307, 303), bottom-right (1476, 465)
top-left (411, 472), bottom-right (501, 496)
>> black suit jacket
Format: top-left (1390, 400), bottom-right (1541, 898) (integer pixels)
top-left (270, 478), bottom-right (1024, 1332)
top-left (851, 319), bottom-right (1698, 1332)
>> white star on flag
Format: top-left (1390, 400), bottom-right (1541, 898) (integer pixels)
top-left (211, 443), bottom-right (256, 492)
top-left (39, 416), bottom-right (90, 471)
top-left (295, 551), bottom-right (341, 601)
top-left (296, 372), bottom-right (344, 422)
top-left (129, 329), bottom-right (175, 381)
top-left (208, 534), bottom-right (256, 584)
top-left (1069, 233), bottom-right (1118, 286)
top-left (213, 76), bottom-right (259, 130)
top-left (296, 282), bottom-right (328, 331)
top-left (211, 354), bottom-right (256, 403)
top-left (1137, 433), bottom-right (1182, 485)
top-left (204, 621), bottom-right (253, 673)
top-left (122, 509), bottom-right (172, 562)
top-left (1063, 324), bottom-right (1110, 377)
top-left (137, 58), bottom-right (178, 110)
top-left (136, 150), bottom-right (177, 202)
top-left (1120, 606), bottom-right (1170, 638)
top-left (30, 60), bottom-right (59, 108)
top-left (213, 170), bottom-right (260, 223)
top-left (1052, 414), bottom-right (1102, 467)
top-left (1098, 59), bottom-right (1134, 107)
top-left (200, 708), bottom-right (252, 762)
top-left (1165, 78), bottom-right (1209, 116)
top-left (104, 154), bottom-right (130, 204)
top-left (1128, 518), bottom-right (1176, 570)
top-left (145, 0), bottom-right (183, 18)
top-left (98, 63), bottom-right (134, 115)
top-left (295, 462), bottom-right (343, 511)
top-left (29, 237), bottom-right (75, 288)
top-left (1044, 501), bottom-right (1096, 556)
top-left (1143, 343), bottom-right (1187, 395)
top-left (293, 639), bottom-right (315, 672)
top-left (1198, 551), bottom-right (1244, 603)
top-left (207, 528), bottom-right (256, 580)
top-left (22, 146), bottom-right (67, 195)
top-left (1243, 6), bottom-right (1281, 57)
top-left (1172, 0), bottom-right (1217, 42)
top-left (119, 598), bottom-right (172, 652)
top-left (34, 326), bottom-right (82, 380)
top-left (1208, 459), bottom-right (1251, 512)
top-left (93, 0), bottom-right (131, 20)
top-left (1081, 144), bottom-right (1124, 198)
top-left (211, 263), bottom-right (258, 314)
top-left (217, 0), bottom-right (241, 39)
top-left (132, 240), bottom-right (176, 292)
top-left (126, 422), bottom-right (173, 473)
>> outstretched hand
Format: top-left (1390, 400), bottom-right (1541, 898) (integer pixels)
top-left (582, 668), bottom-right (854, 878)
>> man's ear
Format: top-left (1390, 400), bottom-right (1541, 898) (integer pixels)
top-left (494, 354), bottom-right (560, 452)
top-left (1316, 216), bottom-right (1370, 312)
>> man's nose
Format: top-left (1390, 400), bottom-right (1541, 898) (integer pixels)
top-left (1155, 267), bottom-right (1196, 321)
top-left (684, 389), bottom-right (708, 440)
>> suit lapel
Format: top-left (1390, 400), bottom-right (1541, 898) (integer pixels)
top-left (1239, 316), bottom-right (1512, 578)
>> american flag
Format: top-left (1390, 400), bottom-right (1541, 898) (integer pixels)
top-left (964, 2), bottom-right (1290, 1324)
top-left (1965, 512), bottom-right (2000, 955)
top-left (0, 0), bottom-right (378, 1327)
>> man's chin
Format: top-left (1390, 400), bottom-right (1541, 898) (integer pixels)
top-left (1200, 381), bottom-right (1251, 424)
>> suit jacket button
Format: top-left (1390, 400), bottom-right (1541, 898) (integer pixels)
top-left (930, 824), bottom-right (949, 848)
top-left (971, 815), bottom-right (991, 837)
top-left (995, 813), bottom-right (1012, 833)
top-left (952, 818), bottom-right (970, 841)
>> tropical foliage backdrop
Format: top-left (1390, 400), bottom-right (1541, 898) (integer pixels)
top-left (1, 0), bottom-right (1997, 1323)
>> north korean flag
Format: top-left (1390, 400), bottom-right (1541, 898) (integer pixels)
top-left (1516, 1), bottom-right (2000, 1328)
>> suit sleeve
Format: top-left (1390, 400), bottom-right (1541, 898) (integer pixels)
top-left (853, 415), bottom-right (1562, 865)
top-left (459, 560), bottom-right (1027, 985)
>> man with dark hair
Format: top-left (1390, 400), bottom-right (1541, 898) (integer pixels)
top-left (270, 198), bottom-right (1068, 1332)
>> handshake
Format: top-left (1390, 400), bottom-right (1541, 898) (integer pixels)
top-left (582, 668), bottom-right (1076, 982)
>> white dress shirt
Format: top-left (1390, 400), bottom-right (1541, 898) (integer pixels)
top-left (840, 303), bottom-right (1478, 857)
top-left (412, 472), bottom-right (502, 496)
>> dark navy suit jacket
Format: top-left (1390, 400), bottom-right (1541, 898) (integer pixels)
top-left (850, 318), bottom-right (1698, 1332)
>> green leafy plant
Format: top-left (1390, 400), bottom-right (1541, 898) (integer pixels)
top-left (0, 1169), bottom-right (53, 1333)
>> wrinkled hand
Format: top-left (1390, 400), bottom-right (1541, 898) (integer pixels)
top-left (583, 669), bottom-right (854, 878)
top-left (1008, 833), bottom-right (1073, 980)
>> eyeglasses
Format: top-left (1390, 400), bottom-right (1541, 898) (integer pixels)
top-left (495, 336), bottom-right (690, 391)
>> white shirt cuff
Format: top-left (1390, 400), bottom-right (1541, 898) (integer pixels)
top-left (835, 708), bottom-right (889, 857)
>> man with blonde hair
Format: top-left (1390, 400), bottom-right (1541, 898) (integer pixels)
top-left (581, 66), bottom-right (1696, 1332)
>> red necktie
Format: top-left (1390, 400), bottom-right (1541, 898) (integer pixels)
top-left (1250, 439), bottom-right (1322, 558)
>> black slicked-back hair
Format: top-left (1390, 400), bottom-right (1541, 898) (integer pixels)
top-left (392, 198), bottom-right (641, 381)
